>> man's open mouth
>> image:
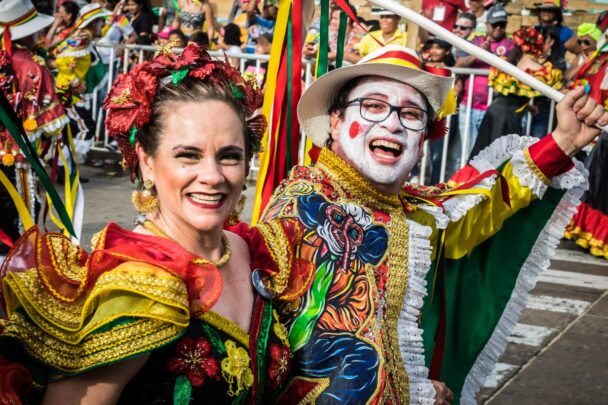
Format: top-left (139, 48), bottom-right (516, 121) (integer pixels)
top-left (369, 139), bottom-right (403, 159)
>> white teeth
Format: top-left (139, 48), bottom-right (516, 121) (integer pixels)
top-left (189, 193), bottom-right (223, 203)
top-left (370, 139), bottom-right (402, 151)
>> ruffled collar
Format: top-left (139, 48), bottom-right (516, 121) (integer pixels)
top-left (315, 148), bottom-right (402, 210)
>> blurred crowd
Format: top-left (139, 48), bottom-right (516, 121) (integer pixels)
top-left (25, 0), bottom-right (607, 180)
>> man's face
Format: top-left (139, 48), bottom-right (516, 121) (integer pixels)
top-left (379, 15), bottom-right (400, 34)
top-left (453, 18), bottom-right (474, 38)
top-left (487, 20), bottom-right (507, 41)
top-left (330, 77), bottom-right (428, 194)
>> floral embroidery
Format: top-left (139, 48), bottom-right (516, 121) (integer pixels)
top-left (272, 309), bottom-right (289, 347)
top-left (267, 343), bottom-right (291, 389)
top-left (221, 340), bottom-right (254, 397)
top-left (168, 336), bottom-right (220, 387)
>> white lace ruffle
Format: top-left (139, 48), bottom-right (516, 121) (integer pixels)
top-left (57, 47), bottom-right (92, 58)
top-left (37, 114), bottom-right (69, 137)
top-left (398, 220), bottom-right (436, 404)
top-left (459, 158), bottom-right (588, 404)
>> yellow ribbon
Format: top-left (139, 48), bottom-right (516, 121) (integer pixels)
top-left (0, 167), bottom-right (34, 230)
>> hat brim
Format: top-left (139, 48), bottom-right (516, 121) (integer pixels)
top-left (79, 10), bottom-right (111, 28)
top-left (0, 13), bottom-right (53, 40)
top-left (297, 62), bottom-right (454, 147)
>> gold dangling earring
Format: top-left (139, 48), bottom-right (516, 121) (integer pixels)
top-left (132, 179), bottom-right (159, 214)
top-left (226, 195), bottom-right (247, 225)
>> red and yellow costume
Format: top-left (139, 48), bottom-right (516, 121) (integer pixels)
top-left (259, 134), bottom-right (586, 403)
top-left (564, 51), bottom-right (608, 259)
top-left (0, 223), bottom-right (292, 403)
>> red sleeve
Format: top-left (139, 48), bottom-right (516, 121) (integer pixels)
top-left (527, 133), bottom-right (575, 179)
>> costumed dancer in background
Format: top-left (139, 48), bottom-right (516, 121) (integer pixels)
top-left (564, 28), bottom-right (608, 259)
top-left (256, 45), bottom-right (606, 403)
top-left (0, 0), bottom-right (68, 257)
top-left (467, 26), bottom-right (564, 161)
top-left (0, 44), bottom-right (294, 403)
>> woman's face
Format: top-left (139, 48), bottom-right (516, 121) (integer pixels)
top-left (138, 101), bottom-right (247, 234)
top-left (329, 9), bottom-right (341, 31)
top-left (58, 5), bottom-right (72, 25)
top-left (126, 0), bottom-right (141, 15)
top-left (428, 43), bottom-right (449, 62)
top-left (578, 35), bottom-right (597, 55)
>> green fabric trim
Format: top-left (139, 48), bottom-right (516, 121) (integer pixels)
top-left (256, 300), bottom-right (273, 403)
top-left (173, 374), bottom-right (193, 405)
top-left (422, 187), bottom-right (567, 402)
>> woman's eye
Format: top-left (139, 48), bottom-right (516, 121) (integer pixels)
top-left (175, 152), bottom-right (200, 160)
top-left (219, 153), bottom-right (244, 164)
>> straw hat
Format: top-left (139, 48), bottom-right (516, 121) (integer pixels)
top-left (75, 3), bottom-right (111, 29)
top-left (297, 45), bottom-right (454, 147)
top-left (0, 0), bottom-right (53, 41)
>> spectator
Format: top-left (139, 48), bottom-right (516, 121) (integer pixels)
top-left (422, 0), bottom-right (467, 31)
top-left (244, 32), bottom-right (271, 87)
top-left (168, 29), bottom-right (187, 48)
top-left (96, 0), bottom-right (137, 67)
top-left (452, 12), bottom-right (476, 42)
top-left (471, 26), bottom-right (564, 157)
top-left (188, 31), bottom-right (209, 47)
top-left (173, 0), bottom-right (215, 43)
top-left (455, 3), bottom-right (513, 162)
top-left (45, 1), bottom-right (79, 48)
top-left (219, 23), bottom-right (243, 67)
top-left (126, 0), bottom-right (154, 45)
top-left (527, 25), bottom-right (567, 138)
top-left (245, 0), bottom-right (277, 44)
top-left (535, 0), bottom-right (573, 58)
top-left (303, 6), bottom-right (357, 67)
top-left (467, 0), bottom-right (487, 34)
top-left (355, 7), bottom-right (407, 60)
top-left (565, 23), bottom-right (602, 83)
top-left (422, 37), bottom-right (454, 67)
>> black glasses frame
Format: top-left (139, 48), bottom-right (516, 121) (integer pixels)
top-left (345, 97), bottom-right (428, 131)
top-left (453, 24), bottom-right (474, 30)
top-left (490, 22), bottom-right (507, 29)
top-left (577, 39), bottom-right (592, 46)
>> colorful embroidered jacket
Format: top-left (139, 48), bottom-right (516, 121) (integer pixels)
top-left (0, 223), bottom-right (292, 403)
top-left (259, 134), bottom-right (586, 404)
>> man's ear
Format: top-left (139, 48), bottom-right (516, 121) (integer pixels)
top-left (329, 110), bottom-right (343, 143)
top-left (136, 143), bottom-right (154, 182)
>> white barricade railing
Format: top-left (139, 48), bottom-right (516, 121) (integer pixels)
top-left (90, 44), bottom-right (557, 185)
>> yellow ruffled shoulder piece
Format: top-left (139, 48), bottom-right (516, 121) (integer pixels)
top-left (2, 260), bottom-right (190, 376)
top-left (490, 61), bottom-right (563, 98)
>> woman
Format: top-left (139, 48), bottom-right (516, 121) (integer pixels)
top-left (469, 26), bottom-right (564, 159)
top-left (0, 44), bottom-right (292, 403)
top-left (126, 0), bottom-right (155, 45)
top-left (44, 1), bottom-right (79, 49)
top-left (564, 38), bottom-right (608, 259)
top-left (173, 0), bottom-right (215, 43)
top-left (565, 23), bottom-right (602, 83)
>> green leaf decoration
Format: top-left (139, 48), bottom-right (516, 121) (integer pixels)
top-left (201, 322), bottom-right (227, 356)
top-left (129, 127), bottom-right (137, 145)
top-left (171, 68), bottom-right (190, 85)
top-left (173, 375), bottom-right (192, 405)
top-left (230, 81), bottom-right (245, 99)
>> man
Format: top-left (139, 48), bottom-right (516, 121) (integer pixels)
top-left (467, 0), bottom-right (487, 34)
top-left (355, 7), bottom-right (407, 59)
top-left (257, 45), bottom-right (605, 403)
top-left (455, 3), bottom-right (513, 164)
top-left (0, 0), bottom-right (68, 255)
top-left (452, 12), bottom-right (476, 41)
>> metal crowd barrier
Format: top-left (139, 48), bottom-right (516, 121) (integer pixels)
top-left (90, 43), bottom-right (557, 185)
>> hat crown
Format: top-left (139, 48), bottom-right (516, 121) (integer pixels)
top-left (0, 0), bottom-right (35, 24)
top-left (78, 3), bottom-right (103, 18)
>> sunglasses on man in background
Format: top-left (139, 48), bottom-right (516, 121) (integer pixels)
top-left (490, 22), bottom-right (507, 29)
top-left (577, 39), bottom-right (592, 46)
top-left (453, 24), bottom-right (474, 30)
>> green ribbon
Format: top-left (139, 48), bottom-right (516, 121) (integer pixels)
top-left (173, 375), bottom-right (192, 405)
top-left (335, 8), bottom-right (348, 69)
top-left (129, 127), bottom-right (137, 145)
top-left (285, 10), bottom-right (293, 173)
top-left (0, 92), bottom-right (76, 237)
top-left (171, 68), bottom-right (189, 85)
top-left (317, 0), bottom-right (330, 77)
top-left (230, 81), bottom-right (245, 99)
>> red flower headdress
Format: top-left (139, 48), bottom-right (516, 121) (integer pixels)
top-left (103, 44), bottom-right (266, 181)
top-left (513, 27), bottom-right (545, 57)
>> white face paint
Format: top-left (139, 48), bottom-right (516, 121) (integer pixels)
top-left (331, 77), bottom-right (427, 193)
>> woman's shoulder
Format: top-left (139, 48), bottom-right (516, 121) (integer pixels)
top-left (0, 225), bottom-right (191, 385)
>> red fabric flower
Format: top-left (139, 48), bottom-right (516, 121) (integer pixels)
top-left (267, 343), bottom-right (291, 389)
top-left (168, 336), bottom-right (220, 387)
top-left (513, 27), bottom-right (544, 56)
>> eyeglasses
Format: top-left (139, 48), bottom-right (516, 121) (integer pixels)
top-left (577, 39), bottom-right (592, 46)
top-left (453, 24), bottom-right (474, 30)
top-left (490, 22), bottom-right (507, 29)
top-left (345, 98), bottom-right (428, 131)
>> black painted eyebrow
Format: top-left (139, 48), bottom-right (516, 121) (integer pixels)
top-left (172, 145), bottom-right (202, 152)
